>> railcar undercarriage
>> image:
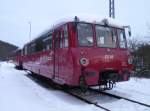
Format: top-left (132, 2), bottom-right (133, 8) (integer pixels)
top-left (98, 71), bottom-right (118, 90)
top-left (79, 71), bottom-right (119, 92)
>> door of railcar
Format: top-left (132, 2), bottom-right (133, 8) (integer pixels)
top-left (54, 30), bottom-right (60, 81)
top-left (53, 24), bottom-right (71, 84)
top-left (58, 25), bottom-right (70, 83)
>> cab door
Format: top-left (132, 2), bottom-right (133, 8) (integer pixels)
top-left (58, 25), bottom-right (70, 83)
top-left (53, 25), bottom-right (71, 85)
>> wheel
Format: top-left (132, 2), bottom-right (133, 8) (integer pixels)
top-left (79, 76), bottom-right (88, 93)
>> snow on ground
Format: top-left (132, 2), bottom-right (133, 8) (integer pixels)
top-left (0, 62), bottom-right (150, 111)
top-left (105, 77), bottom-right (150, 105)
top-left (0, 62), bottom-right (102, 111)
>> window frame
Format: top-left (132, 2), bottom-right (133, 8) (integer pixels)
top-left (95, 25), bottom-right (117, 48)
top-left (77, 22), bottom-right (94, 47)
top-left (62, 24), bottom-right (69, 48)
top-left (59, 30), bottom-right (63, 48)
top-left (53, 24), bottom-right (69, 49)
top-left (54, 30), bottom-right (60, 49)
top-left (43, 34), bottom-right (53, 50)
top-left (117, 29), bottom-right (127, 49)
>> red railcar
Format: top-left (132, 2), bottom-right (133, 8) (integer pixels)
top-left (16, 15), bottom-right (133, 89)
top-left (12, 48), bottom-right (22, 68)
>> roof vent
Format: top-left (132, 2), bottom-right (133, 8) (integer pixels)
top-left (74, 16), bottom-right (79, 22)
top-left (102, 19), bottom-right (109, 26)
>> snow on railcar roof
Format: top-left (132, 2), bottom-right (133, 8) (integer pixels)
top-left (52, 13), bottom-right (127, 28)
top-left (27, 14), bottom-right (128, 45)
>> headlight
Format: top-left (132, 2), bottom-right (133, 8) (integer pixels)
top-left (128, 57), bottom-right (133, 64)
top-left (80, 58), bottom-right (89, 67)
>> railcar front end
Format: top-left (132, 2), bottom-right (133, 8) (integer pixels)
top-left (69, 21), bottom-right (133, 89)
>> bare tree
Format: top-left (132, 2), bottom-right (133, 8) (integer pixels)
top-left (128, 38), bottom-right (139, 53)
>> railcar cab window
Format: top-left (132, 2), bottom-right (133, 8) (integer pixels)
top-left (96, 25), bottom-right (117, 48)
top-left (77, 23), bottom-right (94, 46)
top-left (118, 29), bottom-right (127, 48)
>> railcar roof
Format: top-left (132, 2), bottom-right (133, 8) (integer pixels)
top-left (25, 14), bottom-right (128, 46)
top-left (53, 15), bottom-right (126, 29)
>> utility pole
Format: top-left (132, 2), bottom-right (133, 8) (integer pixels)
top-left (109, 0), bottom-right (115, 18)
top-left (28, 22), bottom-right (31, 42)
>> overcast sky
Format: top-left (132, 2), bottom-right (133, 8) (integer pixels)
top-left (0, 0), bottom-right (150, 47)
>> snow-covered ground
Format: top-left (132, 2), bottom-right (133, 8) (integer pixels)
top-left (0, 62), bottom-right (102, 111)
top-left (0, 62), bottom-right (150, 111)
top-left (105, 78), bottom-right (150, 105)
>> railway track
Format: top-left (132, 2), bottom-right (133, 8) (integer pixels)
top-left (66, 88), bottom-right (150, 111)
top-left (89, 88), bottom-right (150, 108)
top-left (26, 73), bottom-right (150, 111)
top-left (64, 89), bottom-right (111, 111)
top-left (26, 73), bottom-right (111, 111)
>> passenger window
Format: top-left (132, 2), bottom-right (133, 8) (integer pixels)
top-left (63, 25), bottom-right (69, 47)
top-left (31, 43), bottom-right (36, 53)
top-left (43, 34), bottom-right (52, 50)
top-left (60, 31), bottom-right (63, 48)
top-left (35, 39), bottom-right (44, 52)
top-left (49, 37), bottom-right (52, 49)
top-left (27, 44), bottom-right (31, 54)
top-left (25, 46), bottom-right (28, 55)
top-left (54, 31), bottom-right (60, 49)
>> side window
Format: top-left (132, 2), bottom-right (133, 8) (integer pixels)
top-left (25, 44), bottom-right (31, 55)
top-left (27, 44), bottom-right (30, 54)
top-left (63, 25), bottom-right (69, 47)
top-left (43, 34), bottom-right (52, 50)
top-left (60, 31), bottom-right (63, 48)
top-left (31, 43), bottom-right (36, 54)
top-left (118, 29), bottom-right (126, 48)
top-left (35, 39), bottom-right (44, 52)
top-left (49, 36), bottom-right (53, 49)
top-left (54, 31), bottom-right (60, 49)
top-left (24, 45), bottom-right (28, 55)
top-left (21, 49), bottom-right (24, 56)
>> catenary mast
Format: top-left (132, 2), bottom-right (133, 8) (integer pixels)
top-left (109, 0), bottom-right (115, 18)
